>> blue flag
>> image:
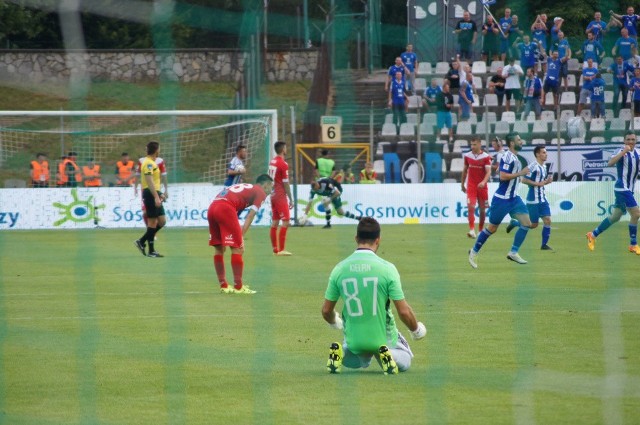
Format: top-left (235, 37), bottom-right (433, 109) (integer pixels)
top-left (482, 0), bottom-right (496, 5)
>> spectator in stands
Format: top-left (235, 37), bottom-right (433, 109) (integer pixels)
top-left (612, 27), bottom-right (637, 63)
top-left (458, 72), bottom-right (475, 121)
top-left (499, 8), bottom-right (513, 61)
top-left (609, 55), bottom-right (634, 113)
top-left (445, 59), bottom-right (462, 94)
top-left (508, 15), bottom-right (524, 56)
top-left (490, 137), bottom-right (508, 182)
top-left (522, 68), bottom-right (543, 120)
top-left (610, 7), bottom-right (640, 40)
top-left (629, 67), bottom-right (640, 116)
top-left (115, 152), bottom-right (136, 187)
top-left (422, 79), bottom-right (441, 112)
top-left (542, 50), bottom-right (561, 109)
top-left (578, 58), bottom-right (599, 115)
top-left (488, 66), bottom-right (506, 111)
top-left (359, 162), bottom-right (377, 184)
top-left (384, 57), bottom-right (408, 93)
top-left (82, 158), bottom-right (102, 187)
top-left (454, 10), bottom-right (477, 61)
top-left (436, 81), bottom-right (455, 143)
top-left (586, 11), bottom-right (608, 44)
top-left (531, 15), bottom-right (549, 73)
top-left (482, 14), bottom-right (500, 64)
top-left (550, 17), bottom-right (564, 50)
top-left (57, 152), bottom-right (82, 188)
top-left (590, 73), bottom-right (606, 119)
top-left (388, 71), bottom-right (408, 130)
top-left (578, 31), bottom-right (605, 68)
top-left (553, 31), bottom-right (572, 91)
top-left (513, 35), bottom-right (539, 72)
top-left (502, 57), bottom-right (523, 113)
top-left (335, 164), bottom-right (355, 184)
top-left (401, 44), bottom-right (418, 94)
top-left (30, 153), bottom-right (50, 188)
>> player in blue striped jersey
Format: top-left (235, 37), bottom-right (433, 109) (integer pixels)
top-left (520, 146), bottom-right (554, 250)
top-left (587, 132), bottom-right (640, 254)
top-left (468, 133), bottom-right (532, 268)
top-left (224, 145), bottom-right (247, 187)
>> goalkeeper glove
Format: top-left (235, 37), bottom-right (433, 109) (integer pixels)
top-left (410, 322), bottom-right (427, 340)
top-left (328, 311), bottom-right (343, 330)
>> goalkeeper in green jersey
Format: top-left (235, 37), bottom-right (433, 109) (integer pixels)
top-left (301, 177), bottom-right (361, 229)
top-left (321, 217), bottom-right (427, 374)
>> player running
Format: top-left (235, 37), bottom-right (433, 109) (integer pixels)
top-left (461, 137), bottom-right (492, 238)
top-left (468, 133), bottom-right (532, 268)
top-left (586, 132), bottom-right (640, 254)
top-left (208, 175), bottom-right (274, 294)
top-left (300, 177), bottom-right (362, 228)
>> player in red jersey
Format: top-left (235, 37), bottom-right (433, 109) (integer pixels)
top-left (268, 141), bottom-right (294, 256)
top-left (461, 137), bottom-right (492, 238)
top-left (208, 174), bottom-right (274, 295)
top-left (134, 154), bottom-right (168, 227)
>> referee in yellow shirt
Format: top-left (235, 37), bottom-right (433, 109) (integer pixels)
top-left (134, 141), bottom-right (167, 257)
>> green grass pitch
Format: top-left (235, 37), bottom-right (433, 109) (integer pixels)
top-left (0, 223), bottom-right (639, 424)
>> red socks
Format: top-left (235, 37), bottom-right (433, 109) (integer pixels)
top-left (213, 254), bottom-right (226, 287)
top-left (467, 205), bottom-right (475, 230)
top-left (231, 254), bottom-right (244, 289)
top-left (270, 227), bottom-right (278, 253)
top-left (278, 227), bottom-right (288, 252)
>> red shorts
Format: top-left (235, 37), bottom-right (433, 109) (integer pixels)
top-left (207, 200), bottom-right (244, 248)
top-left (271, 196), bottom-right (290, 221)
top-left (466, 184), bottom-right (489, 207)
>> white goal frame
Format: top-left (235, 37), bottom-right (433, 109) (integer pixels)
top-left (0, 109), bottom-right (278, 182)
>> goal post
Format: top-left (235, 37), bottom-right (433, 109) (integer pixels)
top-left (0, 109), bottom-right (277, 185)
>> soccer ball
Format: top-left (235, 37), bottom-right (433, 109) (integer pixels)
top-left (236, 165), bottom-right (245, 173)
top-left (298, 215), bottom-right (308, 225)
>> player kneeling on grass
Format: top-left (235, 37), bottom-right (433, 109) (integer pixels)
top-left (208, 174), bottom-right (274, 295)
top-left (321, 217), bottom-right (427, 374)
top-left (300, 177), bottom-right (361, 228)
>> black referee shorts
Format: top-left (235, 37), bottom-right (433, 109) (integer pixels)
top-left (142, 189), bottom-right (165, 218)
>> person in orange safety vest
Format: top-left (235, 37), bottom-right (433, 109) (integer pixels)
top-left (30, 153), bottom-right (50, 188)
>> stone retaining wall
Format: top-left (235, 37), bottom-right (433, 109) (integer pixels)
top-left (0, 49), bottom-right (317, 83)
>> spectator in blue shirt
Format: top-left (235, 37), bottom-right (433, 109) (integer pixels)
top-left (579, 31), bottom-right (605, 67)
top-left (499, 8), bottom-right (512, 61)
top-left (421, 79), bottom-right (441, 112)
top-left (531, 16), bottom-right (548, 73)
top-left (552, 31), bottom-right (571, 91)
top-left (522, 68), bottom-right (543, 120)
top-left (609, 55), bottom-right (634, 113)
top-left (613, 28), bottom-right (638, 61)
top-left (579, 58), bottom-right (599, 115)
top-left (550, 17), bottom-right (564, 49)
top-left (542, 50), bottom-right (562, 108)
top-left (629, 67), bottom-right (640, 116)
top-left (400, 44), bottom-right (418, 94)
top-left (385, 57), bottom-right (409, 93)
top-left (388, 71), bottom-right (408, 128)
top-left (590, 73), bottom-right (606, 118)
top-left (513, 35), bottom-right (539, 72)
top-left (610, 7), bottom-right (640, 40)
top-left (586, 12), bottom-right (608, 44)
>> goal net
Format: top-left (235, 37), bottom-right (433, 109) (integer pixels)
top-left (0, 110), bottom-right (277, 185)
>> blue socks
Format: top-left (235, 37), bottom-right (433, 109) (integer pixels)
top-left (630, 224), bottom-right (638, 246)
top-left (593, 218), bottom-right (612, 237)
top-left (511, 225), bottom-right (529, 253)
top-left (473, 228), bottom-right (492, 253)
top-left (542, 225), bottom-right (551, 246)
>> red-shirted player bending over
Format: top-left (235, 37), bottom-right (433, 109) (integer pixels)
top-left (208, 174), bottom-right (274, 295)
top-left (461, 137), bottom-right (492, 238)
top-left (268, 141), bottom-right (294, 256)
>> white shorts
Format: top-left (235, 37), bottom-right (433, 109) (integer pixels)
top-left (342, 332), bottom-right (414, 372)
